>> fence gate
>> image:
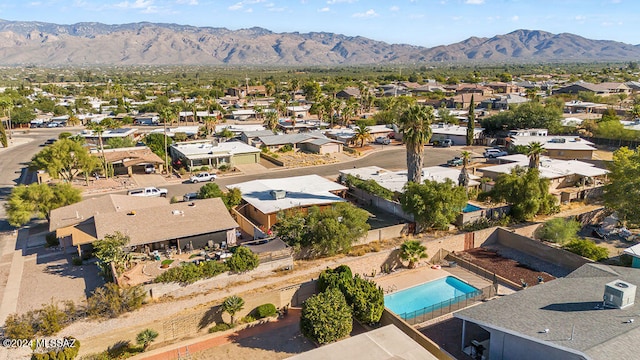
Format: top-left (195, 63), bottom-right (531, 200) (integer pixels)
top-left (464, 232), bottom-right (475, 250)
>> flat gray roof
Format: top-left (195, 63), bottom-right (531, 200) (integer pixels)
top-left (455, 264), bottom-right (640, 360)
top-left (227, 175), bottom-right (346, 214)
top-left (286, 325), bottom-right (439, 360)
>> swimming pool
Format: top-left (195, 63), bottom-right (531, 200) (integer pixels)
top-left (385, 276), bottom-right (480, 320)
top-left (462, 203), bottom-right (482, 213)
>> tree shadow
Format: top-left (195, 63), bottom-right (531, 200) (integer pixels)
top-left (198, 304), bottom-right (223, 330)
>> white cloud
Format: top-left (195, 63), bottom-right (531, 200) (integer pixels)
top-left (465, 0), bottom-right (484, 4)
top-left (268, 6), bottom-right (286, 12)
top-left (245, 7), bottom-right (253, 12)
top-left (390, 5), bottom-right (399, 11)
top-left (352, 9), bottom-right (378, 18)
top-left (409, 14), bottom-right (425, 19)
top-left (318, 7), bottom-right (330, 12)
top-left (114, 0), bottom-right (154, 9)
top-left (574, 15), bottom-right (586, 21)
top-left (328, 0), bottom-right (357, 4)
top-left (510, 15), bottom-right (519, 21)
top-left (175, 0), bottom-right (198, 4)
top-left (228, 2), bottom-right (243, 10)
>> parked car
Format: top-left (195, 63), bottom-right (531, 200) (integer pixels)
top-left (144, 164), bottom-right (156, 174)
top-left (189, 172), bottom-right (217, 183)
top-left (183, 192), bottom-right (198, 202)
top-left (375, 136), bottom-right (391, 145)
top-left (127, 187), bottom-right (168, 197)
top-left (483, 149), bottom-right (508, 158)
top-left (44, 138), bottom-right (56, 145)
top-left (446, 157), bottom-right (463, 166)
top-left (434, 139), bottom-right (453, 147)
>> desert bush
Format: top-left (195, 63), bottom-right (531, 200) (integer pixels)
top-left (254, 303), bottom-right (277, 319)
top-left (72, 256), bottom-right (83, 266)
top-left (154, 260), bottom-right (228, 284)
top-left (209, 322), bottom-right (234, 333)
top-left (564, 239), bottom-right (609, 261)
top-left (86, 283), bottom-right (146, 318)
top-left (45, 232), bottom-right (59, 247)
top-left (5, 301), bottom-right (76, 339)
top-left (241, 315), bottom-right (256, 323)
top-left (31, 337), bottom-right (80, 360)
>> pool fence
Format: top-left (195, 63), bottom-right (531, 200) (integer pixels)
top-left (394, 284), bottom-right (496, 325)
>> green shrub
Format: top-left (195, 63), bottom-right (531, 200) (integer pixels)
top-left (241, 315), bottom-right (256, 323)
top-left (178, 168), bottom-right (187, 176)
top-left (347, 275), bottom-right (384, 325)
top-left (300, 288), bottom-right (352, 345)
top-left (218, 164), bottom-right (230, 171)
top-left (45, 232), bottom-right (59, 247)
top-left (318, 265), bottom-right (353, 293)
top-left (344, 175), bottom-right (394, 200)
top-left (170, 196), bottom-right (181, 204)
top-left (5, 301), bottom-right (76, 339)
top-left (200, 260), bottom-right (229, 278)
top-left (254, 303), bottom-right (277, 319)
top-left (71, 256), bottom-right (83, 266)
top-left (226, 246), bottom-right (260, 273)
top-left (208, 322), bottom-right (234, 333)
top-left (154, 260), bottom-right (228, 284)
top-left (564, 239), bottom-right (609, 261)
top-left (278, 143), bottom-right (294, 152)
top-left (535, 217), bottom-right (581, 244)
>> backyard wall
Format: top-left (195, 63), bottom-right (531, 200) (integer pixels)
top-left (484, 227), bottom-right (590, 272)
top-left (356, 223), bottom-right (411, 245)
top-left (143, 256), bottom-right (294, 299)
top-left (456, 205), bottom-right (510, 226)
top-left (379, 309), bottom-right (455, 360)
top-left (349, 188), bottom-right (414, 221)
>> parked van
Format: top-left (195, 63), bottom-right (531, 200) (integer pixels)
top-left (127, 187), bottom-right (168, 197)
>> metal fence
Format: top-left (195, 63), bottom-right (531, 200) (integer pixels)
top-left (445, 253), bottom-right (523, 290)
top-left (395, 285), bottom-right (496, 325)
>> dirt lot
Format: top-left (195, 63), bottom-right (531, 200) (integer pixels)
top-left (457, 248), bottom-right (555, 287)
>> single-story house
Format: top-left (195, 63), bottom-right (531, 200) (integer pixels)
top-left (241, 130), bottom-right (278, 146)
top-left (564, 100), bottom-right (609, 114)
top-left (134, 113), bottom-right (159, 126)
top-left (481, 94), bottom-right (529, 110)
top-left (336, 87), bottom-right (361, 100)
top-left (95, 146), bottom-right (165, 175)
top-left (339, 166), bottom-right (481, 193)
top-left (49, 195), bottom-right (239, 254)
top-left (554, 82), bottom-right (631, 96)
top-left (80, 128), bottom-right (139, 146)
top-left (227, 174), bottom-right (347, 229)
top-left (430, 124), bottom-right (485, 145)
top-left (286, 105), bottom-right (311, 118)
top-left (507, 136), bottom-right (596, 160)
top-left (324, 125), bottom-right (394, 144)
top-left (455, 263), bottom-right (640, 360)
top-left (215, 124), bottom-right (266, 136)
top-left (624, 243), bottom-right (640, 268)
top-left (258, 133), bottom-right (343, 154)
top-left (481, 154), bottom-right (608, 202)
top-left (149, 126), bottom-right (200, 139)
top-left (231, 109), bottom-right (256, 120)
top-left (226, 86), bottom-right (267, 98)
top-left (170, 140), bottom-right (260, 169)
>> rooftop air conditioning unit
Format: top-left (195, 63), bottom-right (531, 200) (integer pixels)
top-left (604, 280), bottom-right (636, 309)
top-left (270, 190), bottom-right (287, 200)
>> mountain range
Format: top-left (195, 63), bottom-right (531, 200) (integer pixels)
top-left (0, 20), bottom-right (639, 66)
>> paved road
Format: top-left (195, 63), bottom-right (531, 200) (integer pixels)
top-left (160, 145), bottom-right (464, 199)
top-left (0, 128), bottom-right (72, 231)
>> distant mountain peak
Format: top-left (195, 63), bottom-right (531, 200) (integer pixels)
top-left (0, 21), bottom-right (637, 66)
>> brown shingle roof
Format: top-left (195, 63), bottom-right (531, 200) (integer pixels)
top-left (49, 195), bottom-right (169, 232)
top-left (94, 197), bottom-right (238, 247)
top-left (99, 147), bottom-right (164, 166)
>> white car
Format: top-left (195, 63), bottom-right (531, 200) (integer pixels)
top-left (127, 187), bottom-right (168, 197)
top-left (483, 149), bottom-right (508, 158)
top-left (189, 172), bottom-right (217, 183)
top-left (375, 136), bottom-right (391, 145)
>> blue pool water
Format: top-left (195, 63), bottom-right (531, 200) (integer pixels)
top-left (385, 276), bottom-right (480, 318)
top-left (462, 203), bottom-right (482, 213)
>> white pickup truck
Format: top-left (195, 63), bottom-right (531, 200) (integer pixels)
top-left (189, 172), bottom-right (217, 183)
top-left (127, 187), bottom-right (168, 197)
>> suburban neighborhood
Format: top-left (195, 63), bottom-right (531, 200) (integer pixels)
top-left (2, 33), bottom-right (640, 360)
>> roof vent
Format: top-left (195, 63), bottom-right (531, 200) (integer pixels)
top-left (172, 210), bottom-right (184, 216)
top-left (604, 280), bottom-right (636, 309)
top-left (270, 190), bottom-right (286, 200)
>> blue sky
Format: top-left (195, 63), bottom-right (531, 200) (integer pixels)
top-left (0, 0), bottom-right (637, 47)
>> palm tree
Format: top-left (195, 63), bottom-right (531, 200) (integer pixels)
top-left (399, 105), bottom-right (434, 184)
top-left (353, 124), bottom-right (373, 147)
top-left (458, 150), bottom-right (472, 189)
top-left (222, 295), bottom-right (245, 325)
top-left (527, 142), bottom-right (545, 169)
top-left (85, 121), bottom-right (108, 178)
top-left (264, 111), bottom-right (279, 132)
top-left (136, 328), bottom-right (158, 351)
top-left (399, 240), bottom-right (428, 269)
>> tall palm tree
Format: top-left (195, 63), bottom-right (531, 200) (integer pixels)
top-left (527, 142), bottom-right (545, 169)
top-left (222, 295), bottom-right (245, 325)
top-left (86, 121), bottom-right (108, 178)
top-left (458, 151), bottom-right (472, 189)
top-left (264, 111), bottom-right (279, 132)
top-left (353, 124), bottom-right (373, 147)
top-left (399, 105), bottom-right (434, 184)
